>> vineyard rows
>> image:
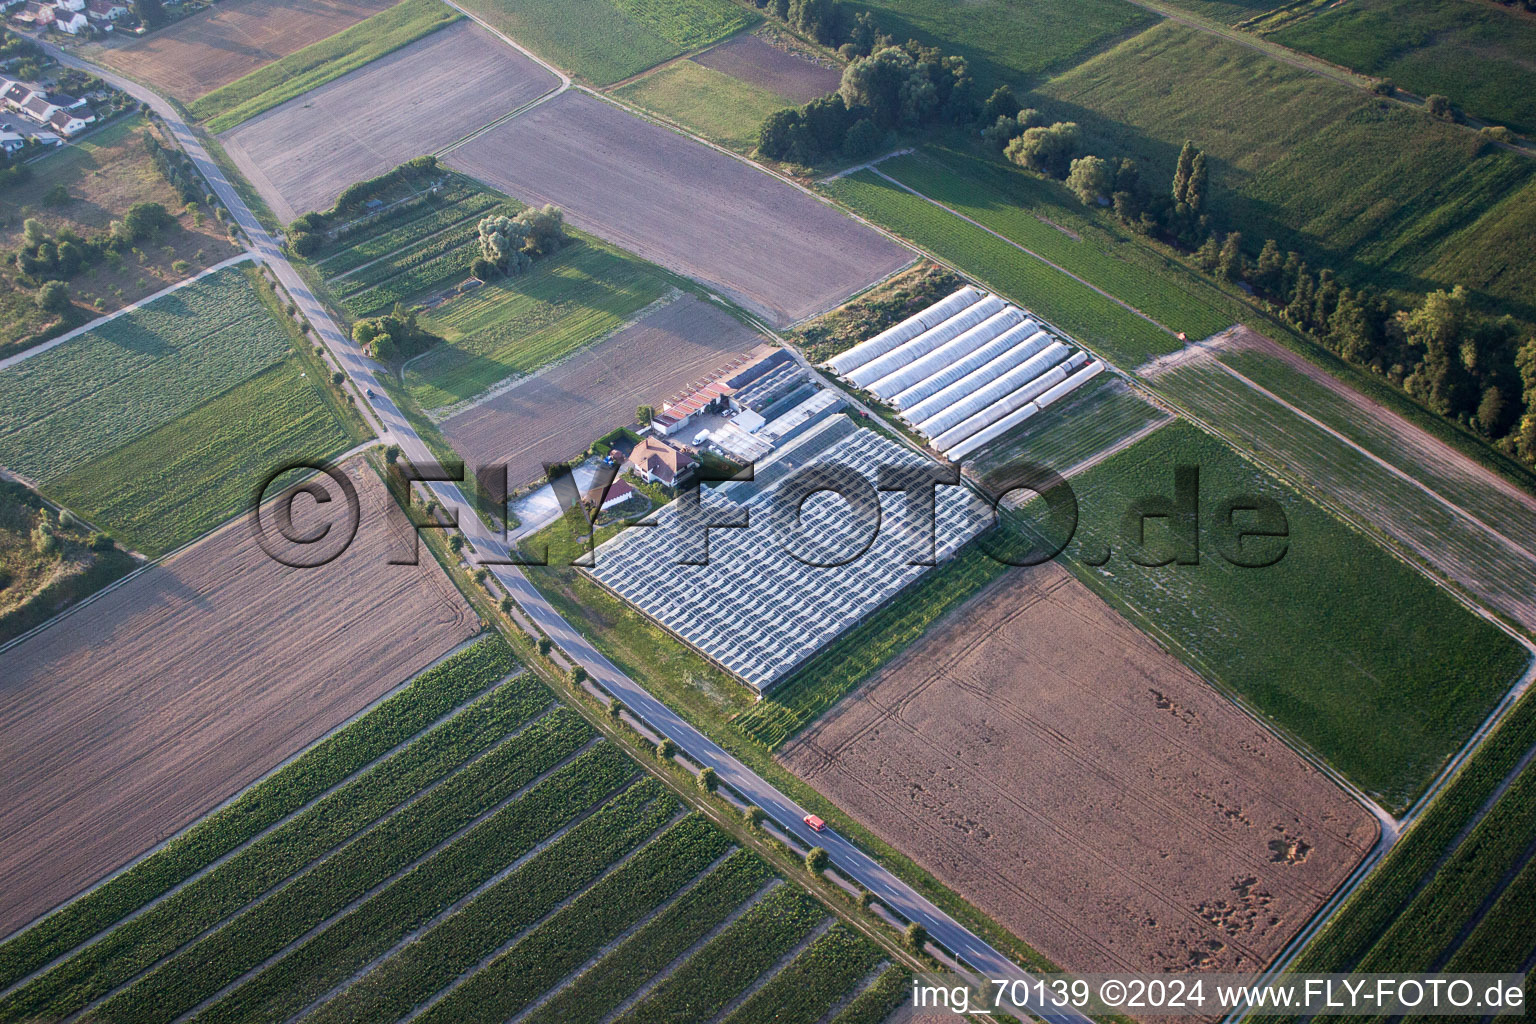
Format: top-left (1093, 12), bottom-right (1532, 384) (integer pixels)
top-left (332, 219), bottom-right (487, 299)
top-left (320, 191), bottom-right (504, 277)
top-left (828, 965), bottom-right (913, 1024)
top-left (342, 242), bottom-right (480, 318)
top-left (309, 178), bottom-right (486, 263)
top-left (718, 924), bottom-right (886, 1024)
top-left (0, 636), bottom-right (517, 992)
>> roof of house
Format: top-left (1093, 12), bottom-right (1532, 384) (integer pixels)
top-left (48, 108), bottom-right (83, 130)
top-left (21, 94), bottom-right (55, 116)
top-left (4, 83), bottom-right (32, 104)
top-left (86, 0), bottom-right (126, 12)
top-left (625, 437), bottom-right (696, 484)
top-left (581, 478), bottom-right (634, 508)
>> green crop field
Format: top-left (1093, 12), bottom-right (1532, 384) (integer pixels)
top-left (407, 238), bottom-right (677, 410)
top-left (1036, 21), bottom-right (1536, 316)
top-left (191, 0), bottom-right (462, 132)
top-left (1149, 0), bottom-right (1280, 22)
top-left (0, 631), bottom-right (895, 1024)
top-left (841, 0), bottom-right (1156, 87)
top-left (820, 170), bottom-right (1183, 365)
top-left (880, 148), bottom-right (1237, 340)
top-left (615, 60), bottom-right (793, 152)
top-left (968, 376), bottom-right (1169, 479)
top-left (1060, 420), bottom-right (1526, 809)
top-left (1272, 0), bottom-right (1536, 135)
top-left (455, 0), bottom-right (758, 85)
top-left (46, 359), bottom-right (351, 556)
top-left (0, 267), bottom-right (290, 484)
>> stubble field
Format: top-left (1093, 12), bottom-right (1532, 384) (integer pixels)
top-left (781, 561), bottom-right (1379, 974)
top-left (440, 294), bottom-right (761, 488)
top-left (91, 0), bottom-right (397, 102)
top-left (0, 460), bottom-right (476, 936)
top-left (445, 91), bottom-right (913, 326)
top-left (221, 21), bottom-right (557, 221)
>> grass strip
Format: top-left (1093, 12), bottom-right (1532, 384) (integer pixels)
top-left (521, 849), bottom-right (774, 1024)
top-left (0, 672), bottom-right (546, 1023)
top-left (0, 637), bottom-right (515, 991)
top-left (90, 712), bottom-right (602, 1024)
top-left (406, 813), bottom-right (729, 1024)
top-left (195, 775), bottom-right (669, 1024)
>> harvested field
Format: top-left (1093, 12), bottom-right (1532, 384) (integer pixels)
top-left (0, 460), bottom-right (477, 937)
top-left (692, 33), bottom-right (842, 104)
top-left (441, 294), bottom-right (761, 488)
top-left (444, 91), bottom-right (913, 326)
top-left (91, 0), bottom-right (397, 103)
top-left (221, 21), bottom-right (557, 222)
top-left (781, 562), bottom-right (1379, 974)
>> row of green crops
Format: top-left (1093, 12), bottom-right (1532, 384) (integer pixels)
top-left (0, 672), bottom-right (549, 1023)
top-left (719, 924), bottom-right (886, 1024)
top-left (318, 191), bottom-right (504, 277)
top-left (190, 777), bottom-right (670, 1024)
top-left (308, 178), bottom-right (487, 264)
top-left (332, 219), bottom-right (493, 299)
top-left (409, 810), bottom-right (724, 1024)
top-left (618, 884), bottom-right (827, 1024)
top-left (829, 965), bottom-right (913, 1024)
top-left (342, 245), bottom-right (480, 318)
top-left (519, 850), bottom-right (774, 1024)
top-left (0, 267), bottom-right (290, 483)
top-left (88, 715), bottom-right (608, 1024)
top-left (0, 636), bottom-right (517, 991)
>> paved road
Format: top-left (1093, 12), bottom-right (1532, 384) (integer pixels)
top-left (42, 38), bottom-right (1086, 1024)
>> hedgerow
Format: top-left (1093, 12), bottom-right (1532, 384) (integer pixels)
top-left (0, 636), bottom-right (516, 993)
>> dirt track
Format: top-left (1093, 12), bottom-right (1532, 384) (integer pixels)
top-left (692, 33), bottom-right (842, 103)
top-left (92, 0), bottom-right (395, 102)
top-left (444, 91), bottom-right (912, 326)
top-left (781, 562), bottom-right (1377, 974)
top-left (221, 20), bottom-right (557, 221)
top-left (441, 294), bottom-right (760, 488)
top-left (0, 461), bottom-right (477, 938)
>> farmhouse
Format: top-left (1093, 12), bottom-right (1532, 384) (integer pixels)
top-left (624, 436), bottom-right (696, 487)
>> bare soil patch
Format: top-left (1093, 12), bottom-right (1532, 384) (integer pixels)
top-left (0, 460), bottom-right (477, 937)
top-left (444, 91), bottom-right (912, 326)
top-left (221, 21), bottom-right (557, 221)
top-left (692, 32), bottom-right (842, 103)
top-left (91, 0), bottom-right (397, 102)
top-left (780, 562), bottom-right (1377, 974)
top-left (441, 293), bottom-right (761, 489)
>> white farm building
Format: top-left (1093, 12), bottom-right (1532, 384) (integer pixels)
top-left (826, 287), bottom-right (1104, 461)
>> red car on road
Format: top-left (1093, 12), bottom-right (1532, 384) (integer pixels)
top-left (803, 814), bottom-right (826, 832)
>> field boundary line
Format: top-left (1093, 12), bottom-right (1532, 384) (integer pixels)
top-left (503, 846), bottom-right (739, 1024)
top-left (706, 917), bottom-right (835, 1024)
top-left (434, 0), bottom-right (570, 88)
top-left (0, 664), bottom-right (529, 1002)
top-left (0, 253), bottom-right (254, 372)
top-left (46, 703), bottom-right (567, 1024)
top-left (327, 209), bottom-right (495, 284)
top-left (386, 805), bottom-right (687, 1024)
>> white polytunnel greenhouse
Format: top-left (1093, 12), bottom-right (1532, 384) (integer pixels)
top-left (823, 286), bottom-right (1109, 461)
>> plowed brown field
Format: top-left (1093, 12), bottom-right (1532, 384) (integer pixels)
top-left (0, 460), bottom-right (477, 937)
top-left (440, 294), bottom-right (761, 488)
top-left (692, 33), bottom-right (842, 103)
top-left (92, 0), bottom-right (396, 102)
top-left (781, 562), bottom-right (1378, 974)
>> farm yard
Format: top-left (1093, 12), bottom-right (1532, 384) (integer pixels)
top-left (0, 116), bottom-right (239, 356)
top-left (0, 459), bottom-right (478, 940)
top-left (1062, 420), bottom-right (1528, 810)
top-left (89, 0), bottom-right (398, 103)
top-left (189, 0), bottom-right (463, 133)
top-left (220, 21), bottom-right (558, 222)
top-left (0, 266), bottom-right (351, 555)
top-left (0, 627), bottom-right (903, 1024)
top-left (1148, 334), bottom-right (1536, 635)
top-left (1271, 0), bottom-right (1536, 136)
top-left (1035, 21), bottom-right (1536, 315)
top-left (781, 561), bottom-right (1378, 973)
top-left (440, 294), bottom-right (763, 489)
top-left (444, 90), bottom-right (913, 326)
top-left (455, 0), bottom-right (758, 86)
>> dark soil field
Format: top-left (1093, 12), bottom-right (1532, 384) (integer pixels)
top-left (781, 562), bottom-right (1378, 974)
top-left (0, 461), bottom-right (476, 937)
top-left (444, 91), bottom-right (913, 326)
top-left (221, 21), bottom-right (557, 221)
top-left (440, 294), bottom-right (761, 488)
top-left (90, 0), bottom-right (397, 102)
top-left (691, 32), bottom-right (842, 104)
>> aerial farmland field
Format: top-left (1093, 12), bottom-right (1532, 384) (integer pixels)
top-left (440, 294), bottom-right (763, 488)
top-left (782, 561), bottom-right (1379, 973)
top-left (445, 91), bottom-right (913, 326)
top-left (0, 460), bottom-right (477, 938)
top-left (692, 32), bottom-right (843, 103)
top-left (221, 21), bottom-right (558, 221)
top-left (89, 0), bottom-right (398, 103)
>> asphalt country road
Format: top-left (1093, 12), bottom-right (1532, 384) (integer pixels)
top-left (39, 37), bottom-right (1083, 1024)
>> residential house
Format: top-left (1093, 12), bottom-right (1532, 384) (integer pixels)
top-left (52, 9), bottom-right (90, 33)
top-left (580, 478), bottom-right (635, 514)
top-left (54, 0), bottom-right (85, 10)
top-left (623, 437), bottom-right (697, 488)
top-left (2, 81), bottom-right (30, 111)
top-left (19, 91), bottom-right (57, 124)
top-left (86, 0), bottom-right (128, 16)
top-left (0, 130), bottom-right (26, 155)
top-left (14, 1), bottom-right (54, 27)
top-left (48, 104), bottom-right (92, 136)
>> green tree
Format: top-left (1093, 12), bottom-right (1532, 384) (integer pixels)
top-left (1218, 231), bottom-right (1244, 282)
top-left (1476, 386), bottom-right (1508, 437)
top-left (123, 201), bottom-right (173, 240)
top-left (805, 846), bottom-right (828, 873)
top-left (1194, 234), bottom-right (1221, 272)
top-left (1171, 139), bottom-right (1197, 203)
top-left (1184, 151), bottom-right (1209, 213)
top-left (1253, 238), bottom-right (1284, 294)
top-left (1065, 155), bottom-right (1112, 205)
top-left (607, 698), bottom-right (625, 723)
top-left (842, 116), bottom-right (883, 158)
top-left (43, 183), bottom-right (68, 206)
top-left (1329, 289), bottom-right (1378, 365)
top-left (905, 921), bottom-right (928, 954)
top-left (384, 444), bottom-right (401, 464)
top-left (839, 47), bottom-right (917, 128)
top-left (656, 737), bottom-right (676, 760)
top-left (1426, 94), bottom-right (1453, 119)
top-left (133, 0), bottom-right (165, 27)
top-left (22, 217), bottom-right (45, 248)
top-left (742, 804), bottom-right (765, 829)
top-left (1004, 122), bottom-right (1078, 178)
top-left (569, 664), bottom-right (587, 684)
top-left (1403, 286), bottom-right (1474, 416)
top-left (697, 766), bottom-right (718, 793)
top-left (36, 280), bottom-right (69, 314)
